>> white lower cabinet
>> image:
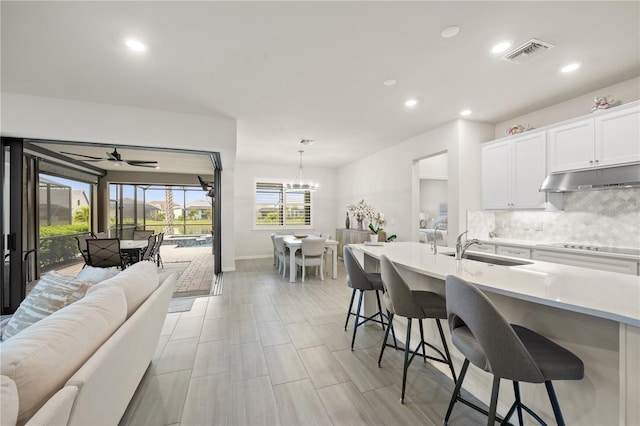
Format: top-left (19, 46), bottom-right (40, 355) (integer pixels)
top-left (469, 243), bottom-right (496, 254)
top-left (533, 249), bottom-right (638, 275)
top-left (497, 246), bottom-right (531, 259)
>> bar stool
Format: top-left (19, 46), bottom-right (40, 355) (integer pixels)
top-left (443, 275), bottom-right (584, 426)
top-left (343, 245), bottom-right (390, 350)
top-left (378, 255), bottom-right (457, 403)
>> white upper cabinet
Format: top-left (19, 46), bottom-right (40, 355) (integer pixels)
top-left (595, 103), bottom-right (640, 167)
top-left (482, 131), bottom-right (546, 210)
top-left (547, 119), bottom-right (594, 172)
top-left (548, 102), bottom-right (640, 173)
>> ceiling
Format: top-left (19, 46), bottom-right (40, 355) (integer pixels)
top-left (29, 142), bottom-right (215, 175)
top-left (2, 1), bottom-right (639, 168)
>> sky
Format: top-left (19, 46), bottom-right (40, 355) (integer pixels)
top-left (42, 174), bottom-right (208, 204)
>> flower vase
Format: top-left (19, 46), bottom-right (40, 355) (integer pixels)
top-left (369, 234), bottom-right (378, 243)
top-left (357, 216), bottom-right (364, 230)
top-left (345, 212), bottom-right (350, 229)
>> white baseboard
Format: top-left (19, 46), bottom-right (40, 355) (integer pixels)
top-left (235, 255), bottom-right (272, 260)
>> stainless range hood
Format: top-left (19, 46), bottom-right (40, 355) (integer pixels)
top-left (539, 164), bottom-right (640, 192)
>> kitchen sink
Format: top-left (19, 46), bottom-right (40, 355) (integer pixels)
top-left (442, 252), bottom-right (533, 266)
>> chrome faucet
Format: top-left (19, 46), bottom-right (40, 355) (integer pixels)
top-left (455, 231), bottom-right (481, 260)
top-left (431, 223), bottom-right (447, 255)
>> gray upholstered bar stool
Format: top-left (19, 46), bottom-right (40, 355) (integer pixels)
top-left (378, 255), bottom-right (457, 403)
top-left (443, 275), bottom-right (584, 426)
top-left (343, 245), bottom-right (390, 350)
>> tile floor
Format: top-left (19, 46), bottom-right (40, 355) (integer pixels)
top-left (120, 258), bottom-right (487, 426)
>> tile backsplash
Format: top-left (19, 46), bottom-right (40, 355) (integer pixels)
top-left (467, 188), bottom-right (640, 249)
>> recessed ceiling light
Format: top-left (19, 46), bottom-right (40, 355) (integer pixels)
top-left (491, 40), bottom-right (513, 54)
top-left (441, 26), bottom-right (460, 39)
top-left (383, 79), bottom-right (397, 86)
top-left (560, 62), bottom-right (581, 73)
top-left (460, 109), bottom-right (472, 116)
top-left (405, 99), bottom-right (418, 108)
top-left (125, 38), bottom-right (146, 52)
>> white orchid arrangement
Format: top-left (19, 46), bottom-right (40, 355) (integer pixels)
top-left (347, 199), bottom-right (375, 220)
top-left (368, 212), bottom-right (385, 234)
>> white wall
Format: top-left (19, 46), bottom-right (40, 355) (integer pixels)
top-left (1, 92), bottom-right (238, 271)
top-left (418, 153), bottom-right (448, 179)
top-left (337, 120), bottom-right (494, 245)
top-left (494, 76), bottom-right (640, 138)
top-left (419, 180), bottom-right (447, 222)
top-left (234, 161), bottom-right (338, 259)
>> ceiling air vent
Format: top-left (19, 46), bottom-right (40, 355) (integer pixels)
top-left (500, 39), bottom-right (554, 64)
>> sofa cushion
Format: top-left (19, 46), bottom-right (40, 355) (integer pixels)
top-left (1, 272), bottom-right (96, 341)
top-left (86, 261), bottom-right (159, 318)
top-left (75, 266), bottom-right (120, 283)
top-left (0, 285), bottom-right (127, 425)
top-left (1, 375), bottom-right (19, 426)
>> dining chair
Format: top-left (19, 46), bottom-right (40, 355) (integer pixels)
top-left (271, 233), bottom-right (279, 269)
top-left (133, 229), bottom-right (154, 240)
top-left (94, 232), bottom-right (108, 239)
top-left (273, 236), bottom-right (289, 278)
top-left (295, 236), bottom-right (326, 282)
top-left (86, 238), bottom-right (127, 269)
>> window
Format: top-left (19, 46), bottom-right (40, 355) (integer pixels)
top-left (255, 182), bottom-right (312, 227)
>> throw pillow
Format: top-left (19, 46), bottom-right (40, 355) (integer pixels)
top-left (1, 272), bottom-right (96, 340)
top-left (76, 265), bottom-right (120, 283)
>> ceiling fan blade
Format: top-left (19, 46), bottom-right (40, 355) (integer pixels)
top-left (126, 160), bottom-right (159, 165)
top-left (125, 161), bottom-right (158, 169)
top-left (60, 151), bottom-right (106, 160)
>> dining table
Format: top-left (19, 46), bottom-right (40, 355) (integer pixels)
top-left (282, 235), bottom-right (339, 283)
top-left (119, 239), bottom-right (149, 264)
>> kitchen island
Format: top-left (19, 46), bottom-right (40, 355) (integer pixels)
top-left (352, 241), bottom-right (639, 425)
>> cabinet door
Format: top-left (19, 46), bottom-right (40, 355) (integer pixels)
top-left (511, 132), bottom-right (546, 209)
top-left (548, 118), bottom-right (595, 172)
top-left (497, 245), bottom-right (532, 259)
top-left (595, 103), bottom-right (640, 167)
top-left (481, 140), bottom-right (511, 209)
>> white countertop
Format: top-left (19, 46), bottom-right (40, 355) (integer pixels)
top-left (352, 242), bottom-right (640, 327)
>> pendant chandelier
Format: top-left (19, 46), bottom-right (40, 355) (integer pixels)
top-left (284, 150), bottom-right (319, 192)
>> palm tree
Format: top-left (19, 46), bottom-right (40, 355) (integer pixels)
top-left (164, 188), bottom-right (174, 235)
top-left (73, 206), bottom-right (90, 223)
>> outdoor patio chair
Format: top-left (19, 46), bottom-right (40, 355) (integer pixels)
top-left (153, 232), bottom-right (164, 267)
top-left (140, 234), bottom-right (157, 262)
top-left (86, 238), bottom-right (127, 269)
top-left (133, 229), bottom-right (154, 240)
top-left (75, 234), bottom-right (95, 268)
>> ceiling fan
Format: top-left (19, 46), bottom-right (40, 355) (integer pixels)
top-left (61, 148), bottom-right (159, 168)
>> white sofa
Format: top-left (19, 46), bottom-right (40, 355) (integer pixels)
top-left (0, 262), bottom-right (177, 426)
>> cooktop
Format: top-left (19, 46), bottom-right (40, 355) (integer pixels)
top-left (541, 243), bottom-right (640, 256)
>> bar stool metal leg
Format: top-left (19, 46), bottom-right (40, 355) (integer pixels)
top-left (378, 312), bottom-right (394, 367)
top-left (401, 318), bottom-right (413, 404)
top-left (436, 319), bottom-right (457, 383)
top-left (545, 381), bottom-right (566, 426)
top-left (513, 381), bottom-right (524, 426)
top-left (344, 289), bottom-right (356, 331)
top-left (444, 358), bottom-right (470, 425)
top-left (375, 290), bottom-right (385, 330)
top-left (488, 376), bottom-right (501, 426)
top-left (418, 319), bottom-right (427, 363)
top-left (351, 290), bottom-right (364, 350)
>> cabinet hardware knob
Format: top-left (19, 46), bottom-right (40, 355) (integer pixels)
top-left (589, 160), bottom-right (594, 164)
top-left (595, 159), bottom-right (599, 163)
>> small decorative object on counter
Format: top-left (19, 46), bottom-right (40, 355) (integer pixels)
top-left (591, 95), bottom-right (621, 113)
top-left (345, 211), bottom-right (350, 229)
top-left (506, 123), bottom-right (532, 135)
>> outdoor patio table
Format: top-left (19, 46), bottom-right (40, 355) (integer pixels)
top-left (119, 239), bottom-right (149, 264)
